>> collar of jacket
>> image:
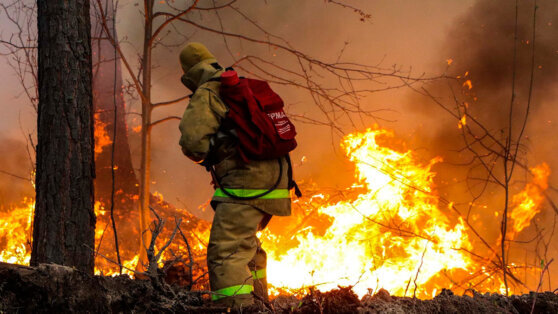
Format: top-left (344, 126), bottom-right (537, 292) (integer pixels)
top-left (184, 58), bottom-right (224, 91)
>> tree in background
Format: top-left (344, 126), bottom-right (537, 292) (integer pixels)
top-left (31, 0), bottom-right (95, 274)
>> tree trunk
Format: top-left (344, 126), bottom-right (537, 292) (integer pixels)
top-left (137, 0), bottom-right (155, 271)
top-left (31, 0), bottom-right (96, 274)
top-left (91, 0), bottom-right (138, 200)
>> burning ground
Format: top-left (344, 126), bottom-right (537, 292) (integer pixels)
top-left (1, 127), bottom-right (556, 312)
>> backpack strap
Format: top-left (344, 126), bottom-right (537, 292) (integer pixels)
top-left (285, 154), bottom-right (302, 198)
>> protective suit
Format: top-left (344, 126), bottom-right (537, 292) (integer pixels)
top-left (178, 43), bottom-right (291, 307)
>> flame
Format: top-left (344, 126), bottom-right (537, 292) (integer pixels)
top-left (510, 163), bottom-right (550, 234)
top-left (458, 115), bottom-right (467, 129)
top-left (0, 127), bottom-right (553, 298)
top-left (0, 197), bottom-right (34, 264)
top-left (263, 128), bottom-right (473, 298)
top-left (94, 113), bottom-right (112, 155)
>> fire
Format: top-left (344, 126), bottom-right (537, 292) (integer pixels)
top-left (458, 115), bottom-right (467, 129)
top-left (94, 113), bottom-right (112, 155)
top-left (510, 163), bottom-right (550, 234)
top-left (0, 127), bottom-right (553, 299)
top-left (263, 128), bottom-right (473, 298)
top-left (0, 197), bottom-right (34, 265)
top-left (92, 201), bottom-right (138, 276)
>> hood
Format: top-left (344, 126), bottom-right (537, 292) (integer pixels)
top-left (181, 58), bottom-right (223, 92)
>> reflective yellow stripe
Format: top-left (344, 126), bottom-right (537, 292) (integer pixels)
top-left (251, 269), bottom-right (266, 280)
top-left (214, 188), bottom-right (290, 199)
top-left (211, 284), bottom-right (253, 301)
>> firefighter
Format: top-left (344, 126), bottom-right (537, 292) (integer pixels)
top-left (177, 42), bottom-right (292, 307)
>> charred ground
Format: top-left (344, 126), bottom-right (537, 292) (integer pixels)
top-left (1, 262), bottom-right (557, 314)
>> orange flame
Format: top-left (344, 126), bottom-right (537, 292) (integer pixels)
top-left (263, 128), bottom-right (473, 298)
top-left (94, 113), bottom-right (111, 155)
top-left (510, 163), bottom-right (550, 234)
top-left (0, 198), bottom-right (34, 265)
top-left (0, 127), bottom-right (553, 298)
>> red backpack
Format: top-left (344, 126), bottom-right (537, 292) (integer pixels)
top-left (210, 69), bottom-right (301, 199)
top-left (218, 69), bottom-right (297, 162)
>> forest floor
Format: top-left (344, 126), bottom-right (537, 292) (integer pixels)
top-left (1, 262), bottom-right (557, 313)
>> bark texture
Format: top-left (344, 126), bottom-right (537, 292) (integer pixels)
top-left (31, 0), bottom-right (96, 274)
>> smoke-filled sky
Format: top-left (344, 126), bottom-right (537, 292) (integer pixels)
top-left (2, 0), bottom-right (557, 223)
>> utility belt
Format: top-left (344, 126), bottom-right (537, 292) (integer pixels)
top-left (206, 153), bottom-right (301, 201)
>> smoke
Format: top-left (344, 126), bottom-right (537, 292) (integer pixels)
top-left (412, 0), bottom-right (558, 147)
top-left (401, 0), bottom-right (558, 287)
top-left (449, 0), bottom-right (557, 125)
top-left (403, 0), bottom-right (558, 188)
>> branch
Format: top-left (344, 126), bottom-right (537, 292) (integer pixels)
top-left (152, 95), bottom-right (190, 108)
top-left (531, 258), bottom-right (554, 314)
top-left (509, 0), bottom-right (538, 180)
top-left (150, 0), bottom-right (200, 47)
top-left (85, 244), bottom-right (143, 276)
top-left (154, 218), bottom-right (182, 263)
top-left (327, 0), bottom-right (372, 22)
top-left (413, 241), bottom-right (429, 298)
top-left (156, 12), bottom-right (445, 82)
top-left (149, 116), bottom-right (181, 128)
top-left (0, 39), bottom-right (36, 50)
top-left (0, 169), bottom-right (29, 181)
top-left (176, 221), bottom-right (194, 290)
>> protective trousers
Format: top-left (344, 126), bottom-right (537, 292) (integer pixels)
top-left (208, 202), bottom-right (270, 307)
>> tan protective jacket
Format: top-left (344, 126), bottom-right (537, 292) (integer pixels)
top-left (179, 59), bottom-right (291, 216)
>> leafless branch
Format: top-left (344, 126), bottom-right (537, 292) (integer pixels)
top-left (149, 116), bottom-right (181, 128)
top-left (531, 258), bottom-right (553, 314)
top-left (176, 222), bottom-right (194, 290)
top-left (413, 241), bottom-right (429, 298)
top-left (0, 169), bottom-right (30, 181)
top-left (150, 0), bottom-right (200, 47)
top-left (152, 95), bottom-right (190, 108)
